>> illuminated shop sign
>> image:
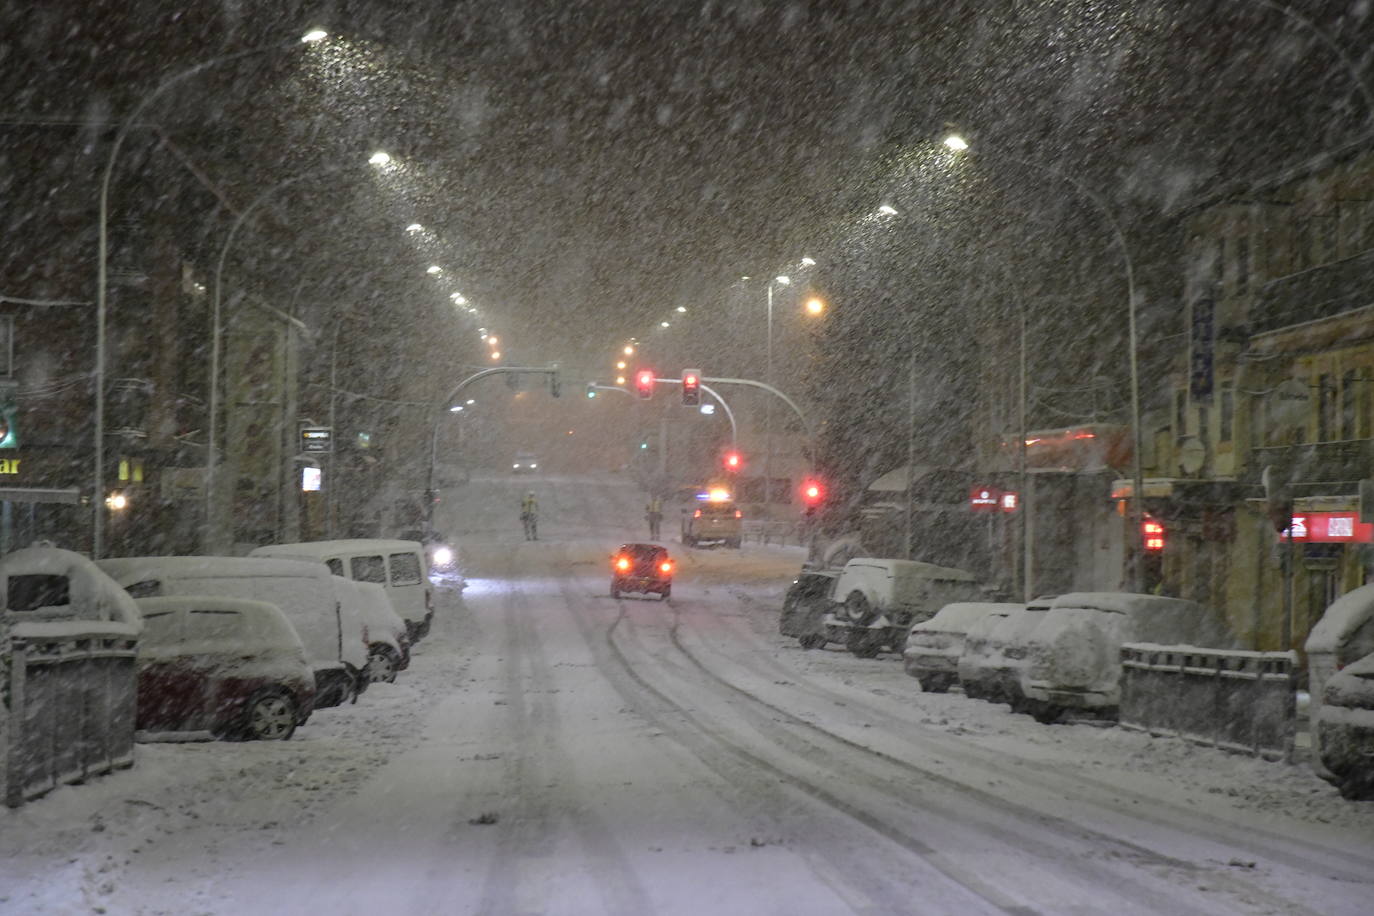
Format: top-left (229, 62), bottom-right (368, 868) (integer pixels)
top-left (969, 486), bottom-right (1019, 513)
top-left (1280, 512), bottom-right (1374, 543)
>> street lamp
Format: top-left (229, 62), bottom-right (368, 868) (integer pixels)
top-left (368, 151), bottom-right (391, 166)
top-left (94, 28), bottom-right (327, 556)
top-left (805, 297), bottom-right (826, 316)
top-left (946, 133), bottom-right (1147, 591)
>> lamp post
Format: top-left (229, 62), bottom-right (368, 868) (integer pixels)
top-left (945, 134), bottom-right (1147, 591)
top-left (93, 29), bottom-right (326, 557)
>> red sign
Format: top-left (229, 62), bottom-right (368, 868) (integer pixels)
top-left (1281, 512), bottom-right (1374, 543)
top-left (1143, 516), bottom-right (1165, 552)
top-left (970, 487), bottom-right (1019, 513)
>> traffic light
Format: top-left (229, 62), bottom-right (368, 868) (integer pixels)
top-left (635, 369), bottom-right (655, 399)
top-left (801, 479), bottom-right (825, 507)
top-left (723, 451), bottom-right (743, 472)
top-left (586, 383), bottom-right (597, 399)
top-left (681, 369), bottom-right (701, 406)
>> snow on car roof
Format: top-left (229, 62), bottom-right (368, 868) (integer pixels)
top-left (1305, 583), bottom-right (1374, 654)
top-left (97, 555), bottom-right (329, 586)
top-left (251, 539), bottom-right (423, 559)
top-left (846, 558), bottom-right (977, 581)
top-left (1050, 592), bottom-right (1198, 617)
top-left (916, 602), bottom-right (1019, 631)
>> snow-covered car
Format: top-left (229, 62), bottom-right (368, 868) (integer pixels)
top-left (0, 545), bottom-right (142, 629)
top-left (779, 567), bottom-right (841, 649)
top-left (824, 558), bottom-right (983, 658)
top-left (958, 596), bottom-right (1055, 706)
top-left (1315, 649), bottom-right (1374, 800)
top-left (332, 576), bottom-right (409, 684)
top-left (98, 556), bottom-right (368, 709)
top-left (903, 602), bottom-right (1018, 693)
top-left (1021, 592), bottom-right (1234, 723)
top-left (1305, 584), bottom-right (1374, 775)
top-left (250, 539), bottom-right (434, 641)
top-left (135, 596), bottom-right (314, 741)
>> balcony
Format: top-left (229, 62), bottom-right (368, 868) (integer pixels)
top-left (1250, 250), bottom-right (1374, 336)
top-left (1249, 439), bottom-right (1373, 495)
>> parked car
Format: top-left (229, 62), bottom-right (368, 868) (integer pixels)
top-left (98, 556), bottom-right (368, 709)
top-left (0, 545), bottom-right (142, 629)
top-left (250, 539), bottom-right (434, 641)
top-left (958, 596), bottom-right (1055, 706)
top-left (1305, 584), bottom-right (1374, 775)
top-left (1314, 648), bottom-right (1374, 800)
top-left (611, 543), bottom-right (673, 600)
top-left (135, 596), bottom-right (315, 741)
top-left (904, 602), bottom-right (1019, 692)
top-left (779, 567), bottom-right (841, 649)
top-left (824, 558), bottom-right (983, 658)
top-left (1021, 592), bottom-right (1234, 723)
top-left (332, 576), bottom-right (409, 684)
top-left (681, 498), bottom-right (742, 548)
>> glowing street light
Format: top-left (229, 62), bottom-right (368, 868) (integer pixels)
top-left (660, 321), bottom-right (670, 328)
top-left (405, 222), bottom-right (423, 232)
top-left (878, 204), bottom-right (899, 216)
top-left (426, 265), bottom-right (442, 275)
top-left (623, 344), bottom-right (635, 356)
top-left (368, 151), bottom-right (391, 166)
top-left (448, 405), bottom-right (463, 413)
top-left (805, 297), bottom-right (826, 316)
top-left (944, 133), bottom-right (969, 151)
top-left (487, 335), bottom-right (499, 346)
top-left (775, 275), bottom-right (791, 286)
top-left (301, 29), bottom-right (328, 43)
top-left (465, 398), bottom-right (475, 405)
top-left (490, 350), bottom-right (501, 360)
top-left (450, 293), bottom-right (466, 304)
top-left (615, 375), bottom-right (626, 385)
top-left (800, 257), bottom-right (816, 266)
top-left (676, 305), bottom-right (687, 313)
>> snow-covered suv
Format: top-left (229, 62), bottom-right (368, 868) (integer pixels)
top-left (824, 558), bottom-right (982, 658)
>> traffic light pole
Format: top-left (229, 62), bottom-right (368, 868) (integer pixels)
top-left (700, 376), bottom-right (815, 460)
top-left (424, 365), bottom-right (559, 531)
top-left (647, 377), bottom-right (737, 448)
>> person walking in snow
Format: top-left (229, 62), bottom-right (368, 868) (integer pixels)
top-left (520, 491), bottom-right (539, 541)
top-left (646, 496), bottom-right (663, 540)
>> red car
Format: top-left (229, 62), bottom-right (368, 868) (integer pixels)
top-left (135, 596), bottom-right (316, 740)
top-left (611, 543), bottom-right (673, 600)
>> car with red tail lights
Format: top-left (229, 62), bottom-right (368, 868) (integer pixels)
top-left (611, 543), bottom-right (673, 600)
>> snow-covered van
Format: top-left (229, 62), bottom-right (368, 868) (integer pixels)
top-left (135, 595), bottom-right (315, 741)
top-left (826, 558), bottom-right (983, 658)
top-left (1304, 585), bottom-right (1374, 776)
top-left (97, 556), bottom-right (367, 709)
top-left (903, 602), bottom-right (1018, 693)
top-left (249, 540), bottom-right (433, 641)
top-left (1021, 592), bottom-right (1234, 723)
top-left (0, 545), bottom-right (141, 633)
top-left (333, 576), bottom-right (408, 683)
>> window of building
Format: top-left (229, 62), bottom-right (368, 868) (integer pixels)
top-left (1318, 373), bottom-right (1337, 442)
top-left (1235, 236), bottom-right (1250, 297)
top-left (1220, 386), bottom-right (1234, 443)
top-left (1342, 370), bottom-right (1359, 440)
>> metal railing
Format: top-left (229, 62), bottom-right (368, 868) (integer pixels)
top-left (3, 628), bottom-right (139, 807)
top-left (1119, 644), bottom-right (1296, 761)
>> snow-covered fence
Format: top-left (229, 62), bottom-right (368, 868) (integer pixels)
top-left (1118, 644), bottom-right (1297, 760)
top-left (3, 626), bottom-right (139, 807)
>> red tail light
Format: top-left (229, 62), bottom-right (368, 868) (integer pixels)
top-left (615, 556), bottom-right (631, 571)
top-left (693, 509), bottom-right (702, 518)
top-left (734, 509), bottom-right (742, 518)
top-left (660, 561), bottom-right (673, 574)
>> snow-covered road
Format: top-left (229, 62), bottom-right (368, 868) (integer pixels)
top-left (2, 473), bottom-right (1371, 915)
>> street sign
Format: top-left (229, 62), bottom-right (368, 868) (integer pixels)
top-left (300, 427), bottom-right (332, 453)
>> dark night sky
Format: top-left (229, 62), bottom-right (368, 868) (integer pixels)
top-left (3, 1), bottom-right (1373, 374)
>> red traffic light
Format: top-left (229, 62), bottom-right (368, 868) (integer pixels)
top-left (682, 369), bottom-right (701, 406)
top-left (1143, 516), bottom-right (1165, 552)
top-left (723, 451), bottom-right (742, 471)
top-left (635, 369), bottom-right (655, 399)
top-left (801, 480), bottom-right (824, 505)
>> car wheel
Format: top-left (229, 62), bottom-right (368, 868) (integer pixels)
top-left (1031, 702), bottom-right (1063, 725)
top-left (1337, 775), bottom-right (1374, 801)
top-left (241, 691), bottom-right (297, 741)
top-left (799, 633), bottom-right (826, 650)
top-left (918, 675), bottom-right (950, 694)
top-left (366, 645), bottom-right (400, 683)
top-left (660, 585), bottom-right (671, 600)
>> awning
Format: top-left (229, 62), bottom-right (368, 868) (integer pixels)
top-left (0, 487), bottom-right (81, 505)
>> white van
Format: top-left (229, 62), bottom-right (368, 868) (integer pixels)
top-left (1304, 584), bottom-right (1374, 774)
top-left (97, 556), bottom-right (368, 709)
top-left (249, 540), bottom-right (433, 641)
